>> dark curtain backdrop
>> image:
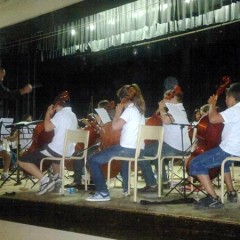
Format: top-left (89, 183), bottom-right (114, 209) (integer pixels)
top-left (2, 23), bottom-right (240, 122)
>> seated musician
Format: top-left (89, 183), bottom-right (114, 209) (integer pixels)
top-left (65, 99), bottom-right (115, 189)
top-left (6, 114), bottom-right (33, 156)
top-left (138, 85), bottom-right (191, 192)
top-left (0, 147), bottom-right (12, 181)
top-left (189, 83), bottom-right (240, 209)
top-left (18, 91), bottom-right (78, 195)
top-left (86, 83), bottom-right (146, 202)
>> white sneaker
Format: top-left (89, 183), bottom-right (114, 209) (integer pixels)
top-left (36, 178), bottom-right (55, 195)
top-left (86, 192), bottom-right (110, 202)
top-left (53, 175), bottom-right (62, 193)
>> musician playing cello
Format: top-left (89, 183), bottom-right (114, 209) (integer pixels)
top-left (86, 83), bottom-right (145, 202)
top-left (189, 83), bottom-right (240, 209)
top-left (18, 91), bottom-right (78, 195)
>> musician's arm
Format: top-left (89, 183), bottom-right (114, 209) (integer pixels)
top-left (44, 104), bottom-right (55, 132)
top-left (208, 95), bottom-right (224, 124)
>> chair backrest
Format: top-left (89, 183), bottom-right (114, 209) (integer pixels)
top-left (136, 125), bottom-right (164, 160)
top-left (62, 129), bottom-right (90, 158)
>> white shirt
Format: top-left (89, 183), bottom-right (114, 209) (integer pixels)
top-left (220, 102), bottom-right (240, 156)
top-left (120, 103), bottom-right (145, 149)
top-left (47, 107), bottom-right (78, 156)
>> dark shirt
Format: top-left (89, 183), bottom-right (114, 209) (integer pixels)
top-left (0, 82), bottom-right (21, 100)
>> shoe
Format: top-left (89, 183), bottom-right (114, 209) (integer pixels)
top-left (195, 195), bottom-right (223, 209)
top-left (1, 174), bottom-right (9, 181)
top-left (86, 192), bottom-right (110, 202)
top-left (64, 182), bottom-right (81, 188)
top-left (227, 190), bottom-right (238, 203)
top-left (53, 175), bottom-right (62, 193)
top-left (36, 178), bottom-right (55, 196)
top-left (122, 189), bottom-right (129, 196)
top-left (138, 185), bottom-right (158, 193)
top-left (162, 183), bottom-right (170, 189)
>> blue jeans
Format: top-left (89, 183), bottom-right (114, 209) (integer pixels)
top-left (189, 146), bottom-right (233, 176)
top-left (139, 142), bottom-right (185, 186)
top-left (73, 145), bottom-right (99, 184)
top-left (87, 145), bottom-right (136, 194)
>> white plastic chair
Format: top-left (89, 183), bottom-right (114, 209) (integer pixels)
top-left (40, 129), bottom-right (90, 195)
top-left (221, 157), bottom-right (240, 203)
top-left (107, 125), bottom-right (164, 202)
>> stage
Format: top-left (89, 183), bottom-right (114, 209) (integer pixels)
top-left (0, 171), bottom-right (240, 240)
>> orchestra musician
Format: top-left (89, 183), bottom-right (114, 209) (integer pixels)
top-left (65, 99), bottom-right (115, 189)
top-left (18, 91), bottom-right (78, 195)
top-left (189, 82), bottom-right (240, 209)
top-left (86, 83), bottom-right (145, 202)
top-left (138, 84), bottom-right (191, 192)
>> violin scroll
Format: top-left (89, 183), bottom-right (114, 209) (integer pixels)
top-left (216, 76), bottom-right (231, 96)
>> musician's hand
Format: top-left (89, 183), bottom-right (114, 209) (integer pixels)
top-left (158, 100), bottom-right (166, 113)
top-left (46, 104), bottom-right (55, 118)
top-left (115, 103), bottom-right (124, 117)
top-left (208, 94), bottom-right (217, 106)
top-left (19, 84), bottom-right (32, 95)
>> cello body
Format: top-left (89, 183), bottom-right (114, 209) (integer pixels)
top-left (186, 115), bottom-right (223, 179)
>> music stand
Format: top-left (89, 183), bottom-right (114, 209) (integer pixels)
top-left (0, 120), bottom-right (41, 188)
top-left (163, 103), bottom-right (203, 199)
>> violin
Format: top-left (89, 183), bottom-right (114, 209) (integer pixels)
top-left (186, 76), bottom-right (231, 180)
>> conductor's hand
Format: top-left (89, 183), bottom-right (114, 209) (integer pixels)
top-left (19, 84), bottom-right (32, 95)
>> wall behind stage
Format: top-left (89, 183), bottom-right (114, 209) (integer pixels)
top-left (2, 23), bottom-right (240, 122)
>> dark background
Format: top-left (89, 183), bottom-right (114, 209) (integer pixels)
top-left (1, 21), bottom-right (240, 122)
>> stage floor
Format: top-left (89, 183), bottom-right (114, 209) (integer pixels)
top-left (0, 168), bottom-right (240, 240)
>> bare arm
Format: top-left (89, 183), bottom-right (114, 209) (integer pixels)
top-left (112, 103), bottom-right (126, 131)
top-left (208, 94), bottom-right (224, 124)
top-left (44, 104), bottom-right (55, 132)
top-left (158, 100), bottom-right (174, 124)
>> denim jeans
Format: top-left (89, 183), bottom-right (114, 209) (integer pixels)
top-left (189, 146), bottom-right (233, 176)
top-left (73, 145), bottom-right (99, 184)
top-left (139, 142), bottom-right (185, 186)
top-left (87, 144), bottom-right (136, 194)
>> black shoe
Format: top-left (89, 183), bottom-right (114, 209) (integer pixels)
top-left (195, 195), bottom-right (223, 209)
top-left (138, 185), bottom-right (158, 193)
top-left (227, 190), bottom-right (238, 203)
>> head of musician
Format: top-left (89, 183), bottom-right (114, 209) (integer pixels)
top-left (225, 82), bottom-right (240, 106)
top-left (22, 114), bottom-right (32, 122)
top-left (163, 76), bottom-right (179, 92)
top-left (116, 83), bottom-right (145, 115)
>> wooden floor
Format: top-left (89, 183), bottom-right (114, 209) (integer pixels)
top-left (0, 167), bottom-right (240, 240)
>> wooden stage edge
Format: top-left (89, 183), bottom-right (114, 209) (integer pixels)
top-left (0, 193), bottom-right (240, 240)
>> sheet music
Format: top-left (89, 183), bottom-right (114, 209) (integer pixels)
top-left (0, 118), bottom-right (14, 136)
top-left (95, 108), bottom-right (111, 124)
top-left (165, 103), bottom-right (190, 125)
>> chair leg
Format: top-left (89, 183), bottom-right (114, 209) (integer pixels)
top-left (221, 160), bottom-right (227, 204)
top-left (133, 161), bottom-right (138, 202)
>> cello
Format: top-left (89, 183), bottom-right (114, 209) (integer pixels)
top-left (186, 76), bottom-right (231, 179)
